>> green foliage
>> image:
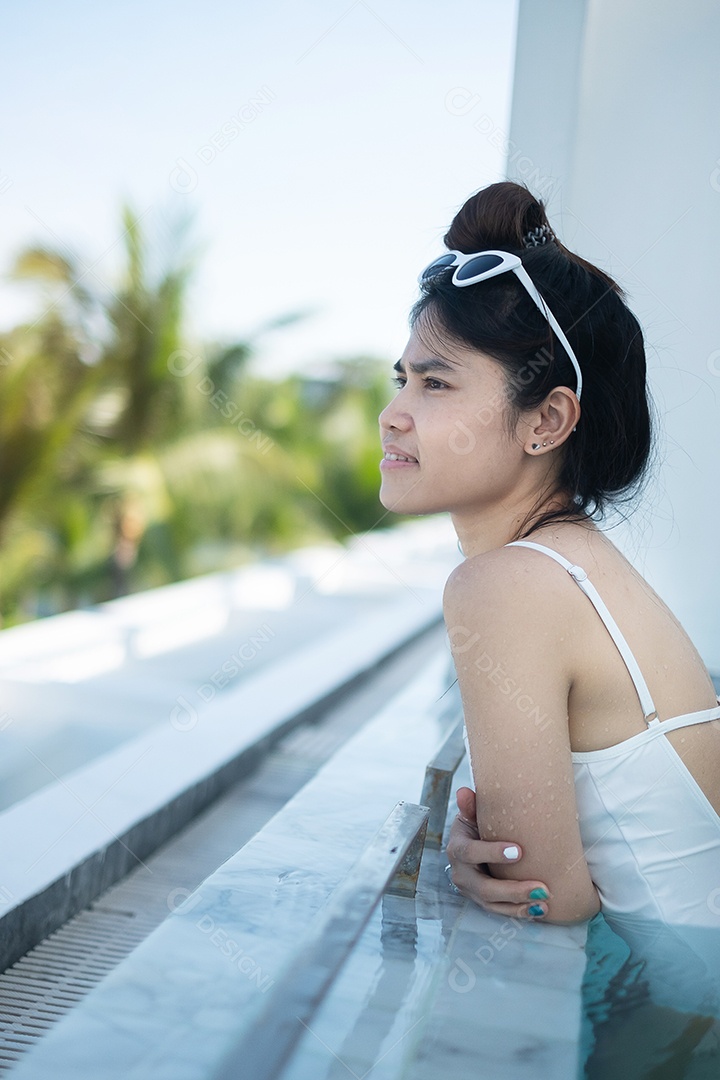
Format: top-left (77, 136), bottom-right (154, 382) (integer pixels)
top-left (0, 207), bottom-right (404, 626)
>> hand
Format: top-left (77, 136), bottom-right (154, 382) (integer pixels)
top-left (444, 787), bottom-right (550, 919)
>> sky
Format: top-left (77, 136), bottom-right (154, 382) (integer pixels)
top-left (0, 0), bottom-right (518, 377)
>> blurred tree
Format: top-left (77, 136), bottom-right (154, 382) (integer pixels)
top-left (0, 248), bottom-right (103, 533)
top-left (239, 357), bottom-right (397, 541)
top-left (0, 207), bottom-right (200, 616)
top-left (0, 209), bottom-right (402, 626)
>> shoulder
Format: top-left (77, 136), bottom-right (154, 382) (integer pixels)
top-left (443, 544), bottom-right (577, 682)
top-left (443, 543), bottom-right (571, 620)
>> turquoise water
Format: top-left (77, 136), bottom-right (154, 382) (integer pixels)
top-left (580, 913), bottom-right (720, 1077)
top-left (578, 671), bottom-right (720, 1076)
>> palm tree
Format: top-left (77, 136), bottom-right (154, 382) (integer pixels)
top-left (0, 206), bottom-right (201, 615)
top-left (0, 207), bottom-right (399, 625)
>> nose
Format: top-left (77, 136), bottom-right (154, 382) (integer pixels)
top-left (379, 391), bottom-right (412, 435)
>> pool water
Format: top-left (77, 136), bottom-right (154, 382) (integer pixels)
top-left (580, 912), bottom-right (720, 1077)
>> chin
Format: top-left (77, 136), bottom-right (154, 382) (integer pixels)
top-left (378, 489), bottom-right (403, 513)
top-left (379, 485), bottom-right (442, 516)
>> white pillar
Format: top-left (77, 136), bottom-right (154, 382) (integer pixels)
top-left (508, 0), bottom-right (720, 669)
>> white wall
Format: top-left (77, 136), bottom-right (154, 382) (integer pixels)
top-left (507, 0), bottom-right (720, 670)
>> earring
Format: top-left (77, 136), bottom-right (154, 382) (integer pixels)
top-left (531, 443), bottom-right (540, 450)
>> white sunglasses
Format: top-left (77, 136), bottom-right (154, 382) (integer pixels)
top-left (418, 249), bottom-right (583, 401)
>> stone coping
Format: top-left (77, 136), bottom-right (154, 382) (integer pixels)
top-left (9, 652), bottom-right (461, 1079)
top-left (0, 594), bottom-right (442, 971)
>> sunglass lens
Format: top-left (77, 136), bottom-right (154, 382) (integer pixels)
top-left (454, 253), bottom-right (504, 281)
top-left (421, 254), bottom-right (457, 280)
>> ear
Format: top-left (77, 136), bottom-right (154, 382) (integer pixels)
top-left (522, 387), bottom-right (580, 453)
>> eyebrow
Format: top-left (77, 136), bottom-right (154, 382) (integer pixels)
top-left (393, 356), bottom-right (459, 375)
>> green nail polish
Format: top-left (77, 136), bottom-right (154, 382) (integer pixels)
top-left (528, 904), bottom-right (545, 917)
top-left (528, 888), bottom-right (549, 901)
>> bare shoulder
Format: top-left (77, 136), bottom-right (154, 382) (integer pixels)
top-left (443, 542), bottom-right (575, 619)
top-left (442, 540), bottom-right (586, 691)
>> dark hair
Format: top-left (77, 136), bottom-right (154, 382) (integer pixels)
top-left (410, 181), bottom-right (656, 540)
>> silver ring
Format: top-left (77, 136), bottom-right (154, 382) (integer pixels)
top-left (444, 863), bottom-right (462, 896)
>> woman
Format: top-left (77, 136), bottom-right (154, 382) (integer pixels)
top-left (378, 181), bottom-right (720, 932)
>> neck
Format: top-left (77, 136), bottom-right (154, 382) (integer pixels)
top-left (451, 499), bottom-right (596, 560)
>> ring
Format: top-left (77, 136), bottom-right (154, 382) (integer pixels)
top-left (444, 863), bottom-right (462, 896)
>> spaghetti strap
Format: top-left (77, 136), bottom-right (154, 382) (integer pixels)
top-left (505, 540), bottom-right (659, 725)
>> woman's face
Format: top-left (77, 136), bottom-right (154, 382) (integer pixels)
top-left (378, 324), bottom-right (527, 518)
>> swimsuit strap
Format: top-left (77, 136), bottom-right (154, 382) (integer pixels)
top-left (645, 703), bottom-right (720, 736)
top-left (505, 540), bottom-right (659, 725)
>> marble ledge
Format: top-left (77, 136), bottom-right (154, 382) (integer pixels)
top-left (10, 654), bottom-right (458, 1080)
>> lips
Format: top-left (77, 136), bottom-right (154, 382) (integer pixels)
top-left (382, 445), bottom-right (418, 463)
top-left (379, 446), bottom-right (419, 474)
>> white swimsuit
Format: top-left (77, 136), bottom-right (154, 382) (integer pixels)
top-left (468, 539), bottom-right (720, 929)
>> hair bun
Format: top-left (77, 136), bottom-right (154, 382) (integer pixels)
top-left (443, 181), bottom-right (553, 254)
top-left (442, 180), bottom-right (621, 293)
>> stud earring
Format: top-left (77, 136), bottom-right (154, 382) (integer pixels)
top-left (531, 443), bottom-right (540, 450)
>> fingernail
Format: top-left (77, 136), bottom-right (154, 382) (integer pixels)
top-left (502, 845), bottom-right (520, 860)
top-left (528, 904), bottom-right (546, 917)
top-left (528, 887), bottom-right (548, 901)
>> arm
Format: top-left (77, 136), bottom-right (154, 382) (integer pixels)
top-left (445, 787), bottom-right (552, 919)
top-left (443, 551), bottom-right (601, 925)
